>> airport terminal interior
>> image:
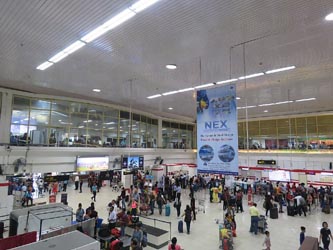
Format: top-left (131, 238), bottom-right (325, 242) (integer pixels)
top-left (1, 0), bottom-right (333, 249)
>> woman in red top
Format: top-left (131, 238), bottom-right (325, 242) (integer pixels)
top-left (168, 237), bottom-right (182, 250)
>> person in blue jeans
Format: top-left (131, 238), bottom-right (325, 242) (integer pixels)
top-left (182, 205), bottom-right (192, 234)
top-left (91, 182), bottom-right (97, 202)
top-left (249, 203), bottom-right (259, 235)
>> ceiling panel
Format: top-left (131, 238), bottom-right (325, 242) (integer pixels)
top-left (0, 0), bottom-right (333, 121)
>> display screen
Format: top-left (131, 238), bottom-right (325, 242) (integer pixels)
top-left (121, 155), bottom-right (144, 169)
top-left (257, 160), bottom-right (276, 165)
top-left (268, 170), bottom-right (291, 182)
top-left (76, 156), bottom-right (109, 172)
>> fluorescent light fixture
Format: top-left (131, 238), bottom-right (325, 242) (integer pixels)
top-left (216, 79), bottom-right (238, 84)
top-left (242, 167), bottom-right (249, 171)
top-left (325, 13), bottom-right (333, 21)
top-left (178, 87), bottom-right (194, 93)
top-left (264, 110), bottom-right (268, 113)
top-left (239, 72), bottom-right (264, 80)
top-left (265, 66), bottom-right (296, 74)
top-left (194, 83), bottom-right (214, 89)
top-left (166, 64), bottom-right (177, 70)
top-left (147, 94), bottom-right (162, 99)
top-left (275, 101), bottom-right (293, 105)
top-left (83, 120), bottom-right (92, 123)
top-left (81, 26), bottom-right (109, 43)
top-left (162, 90), bottom-right (179, 96)
top-left (49, 51), bottom-right (68, 63)
top-left (295, 98), bottom-right (316, 102)
top-left (78, 126), bottom-right (85, 128)
top-left (258, 103), bottom-right (275, 107)
top-left (36, 61), bottom-right (54, 70)
top-left (236, 97), bottom-right (241, 100)
top-left (129, 0), bottom-right (160, 13)
top-left (102, 9), bottom-right (136, 30)
top-left (168, 107), bottom-right (173, 110)
top-left (104, 122), bottom-right (115, 125)
top-left (81, 9), bottom-right (136, 43)
top-left (63, 40), bottom-right (86, 55)
top-left (93, 89), bottom-right (101, 92)
top-left (237, 105), bottom-right (256, 109)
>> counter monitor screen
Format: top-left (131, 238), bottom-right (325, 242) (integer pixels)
top-left (121, 155), bottom-right (144, 169)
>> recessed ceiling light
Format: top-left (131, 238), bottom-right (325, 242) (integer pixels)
top-left (236, 97), bottom-right (241, 100)
top-left (325, 13), bottom-right (333, 21)
top-left (93, 89), bottom-right (101, 92)
top-left (168, 107), bottom-right (173, 110)
top-left (264, 110), bottom-right (268, 113)
top-left (166, 64), bottom-right (177, 70)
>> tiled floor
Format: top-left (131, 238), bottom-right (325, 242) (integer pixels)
top-left (49, 184), bottom-right (327, 250)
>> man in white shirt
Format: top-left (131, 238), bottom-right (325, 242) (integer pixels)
top-left (294, 195), bottom-right (307, 216)
top-left (108, 206), bottom-right (117, 230)
top-left (74, 176), bottom-right (79, 190)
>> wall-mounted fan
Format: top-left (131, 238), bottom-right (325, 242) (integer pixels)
top-left (13, 157), bottom-right (27, 173)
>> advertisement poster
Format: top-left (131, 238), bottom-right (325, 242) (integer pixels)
top-left (197, 84), bottom-right (238, 175)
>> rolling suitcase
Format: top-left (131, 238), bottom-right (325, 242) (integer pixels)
top-left (270, 207), bottom-right (278, 219)
top-left (178, 220), bottom-right (183, 233)
top-left (287, 206), bottom-right (295, 216)
top-left (322, 204), bottom-right (330, 214)
top-left (165, 204), bottom-right (171, 216)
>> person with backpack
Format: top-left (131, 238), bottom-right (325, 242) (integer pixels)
top-left (182, 205), bottom-right (192, 234)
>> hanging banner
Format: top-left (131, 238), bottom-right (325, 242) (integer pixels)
top-left (196, 84), bottom-right (238, 175)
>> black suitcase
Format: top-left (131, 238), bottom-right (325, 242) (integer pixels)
top-left (287, 206), bottom-right (294, 216)
top-left (270, 207), bottom-right (278, 219)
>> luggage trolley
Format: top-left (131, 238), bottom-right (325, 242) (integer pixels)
top-left (198, 199), bottom-right (205, 213)
top-left (219, 223), bottom-right (233, 250)
top-left (258, 215), bottom-right (268, 234)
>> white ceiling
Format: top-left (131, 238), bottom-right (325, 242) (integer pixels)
top-left (1, 0), bottom-right (333, 121)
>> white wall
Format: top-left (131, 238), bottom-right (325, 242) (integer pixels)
top-left (238, 151), bottom-right (333, 171)
top-left (0, 146), bottom-right (196, 174)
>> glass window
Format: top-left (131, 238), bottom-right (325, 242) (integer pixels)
top-left (30, 99), bottom-right (51, 110)
top-left (12, 109), bottom-right (29, 125)
top-left (50, 110), bottom-right (70, 127)
top-left (51, 100), bottom-right (70, 113)
top-left (29, 126), bottom-right (47, 145)
top-left (70, 113), bottom-right (88, 128)
top-left (69, 102), bottom-right (88, 113)
top-left (13, 96), bottom-right (30, 109)
top-left (120, 111), bottom-right (130, 119)
top-left (29, 109), bottom-right (50, 126)
top-left (104, 108), bottom-right (119, 117)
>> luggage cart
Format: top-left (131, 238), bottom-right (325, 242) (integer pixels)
top-left (198, 199), bottom-right (205, 213)
top-left (219, 223), bottom-right (233, 250)
top-left (258, 215), bottom-right (267, 234)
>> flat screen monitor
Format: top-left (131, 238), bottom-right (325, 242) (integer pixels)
top-left (268, 170), bottom-right (291, 182)
top-left (76, 156), bottom-right (109, 172)
top-left (121, 155), bottom-right (144, 169)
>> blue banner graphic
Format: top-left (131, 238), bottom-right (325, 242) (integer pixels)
top-left (197, 84), bottom-right (238, 175)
